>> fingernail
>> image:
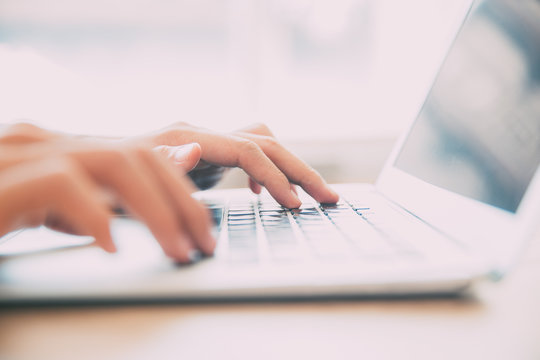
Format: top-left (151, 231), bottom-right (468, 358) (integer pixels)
top-left (95, 239), bottom-right (117, 254)
top-left (290, 190), bottom-right (302, 208)
top-left (173, 143), bottom-right (196, 162)
top-left (188, 249), bottom-right (202, 263)
top-left (106, 243), bottom-right (118, 254)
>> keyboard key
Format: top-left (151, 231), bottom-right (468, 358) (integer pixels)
top-left (265, 229), bottom-right (297, 244)
top-left (269, 244), bottom-right (302, 261)
top-left (208, 206), bottom-right (224, 229)
top-left (221, 194), bottom-right (422, 264)
top-left (227, 249), bottom-right (259, 263)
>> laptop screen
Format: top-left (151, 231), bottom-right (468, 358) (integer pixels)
top-left (394, 0), bottom-right (540, 213)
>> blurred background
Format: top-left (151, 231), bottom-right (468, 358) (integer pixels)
top-left (0, 0), bottom-right (468, 185)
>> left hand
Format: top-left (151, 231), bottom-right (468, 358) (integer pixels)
top-left (130, 122), bottom-right (339, 208)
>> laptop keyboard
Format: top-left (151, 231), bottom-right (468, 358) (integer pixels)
top-left (209, 194), bottom-right (422, 264)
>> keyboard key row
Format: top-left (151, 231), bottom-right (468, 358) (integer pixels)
top-left (223, 197), bottom-right (420, 263)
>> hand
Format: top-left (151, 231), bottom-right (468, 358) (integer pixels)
top-left (153, 142), bottom-right (225, 190)
top-left (0, 122), bottom-right (63, 145)
top-left (1, 123), bottom-right (221, 191)
top-left (0, 125), bottom-right (215, 263)
top-left (133, 122), bottom-right (340, 208)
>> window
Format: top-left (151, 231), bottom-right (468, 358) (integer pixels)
top-left (0, 0), bottom-right (466, 140)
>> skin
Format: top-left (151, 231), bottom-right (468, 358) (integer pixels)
top-left (132, 122), bottom-right (339, 207)
top-left (0, 122), bottom-right (339, 262)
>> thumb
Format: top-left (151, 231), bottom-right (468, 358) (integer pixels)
top-left (153, 143), bottom-right (202, 172)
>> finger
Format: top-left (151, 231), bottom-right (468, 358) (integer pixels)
top-left (76, 147), bottom-right (195, 262)
top-left (50, 164), bottom-right (116, 252)
top-left (291, 184), bottom-right (298, 196)
top-left (235, 123), bottom-right (275, 137)
top-left (140, 127), bottom-right (301, 208)
top-left (235, 133), bottom-right (339, 204)
top-left (249, 177), bottom-right (262, 195)
top-left (138, 150), bottom-right (216, 256)
top-left (233, 124), bottom-right (339, 203)
top-left (0, 158), bottom-right (115, 252)
top-left (153, 143), bottom-right (201, 172)
top-left (45, 214), bottom-right (80, 235)
top-left (234, 139), bottom-right (301, 208)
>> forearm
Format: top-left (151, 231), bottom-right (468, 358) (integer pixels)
top-left (0, 122), bottom-right (63, 145)
top-left (0, 122), bottom-right (126, 145)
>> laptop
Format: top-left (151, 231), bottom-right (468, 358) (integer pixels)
top-left (1, 0), bottom-right (539, 303)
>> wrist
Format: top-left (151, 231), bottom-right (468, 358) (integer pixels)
top-left (0, 123), bottom-right (62, 145)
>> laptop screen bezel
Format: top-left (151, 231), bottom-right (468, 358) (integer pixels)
top-left (375, 0), bottom-right (540, 274)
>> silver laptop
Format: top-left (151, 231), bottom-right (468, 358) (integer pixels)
top-left (1, 0), bottom-right (539, 303)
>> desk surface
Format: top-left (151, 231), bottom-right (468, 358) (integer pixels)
top-left (2, 233), bottom-right (540, 360)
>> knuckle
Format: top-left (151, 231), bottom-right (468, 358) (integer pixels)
top-left (260, 136), bottom-right (280, 152)
top-left (236, 139), bottom-right (262, 165)
top-left (252, 122), bottom-right (271, 133)
top-left (170, 121), bottom-right (193, 130)
top-left (238, 139), bottom-right (261, 154)
top-left (7, 122), bottom-right (40, 133)
top-left (300, 167), bottom-right (321, 186)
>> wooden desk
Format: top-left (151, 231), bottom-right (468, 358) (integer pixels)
top-left (2, 233), bottom-right (540, 360)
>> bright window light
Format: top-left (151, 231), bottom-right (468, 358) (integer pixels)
top-left (0, 0), bottom-right (467, 141)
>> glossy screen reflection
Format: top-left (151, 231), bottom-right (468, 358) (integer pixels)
top-left (395, 0), bottom-right (540, 213)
